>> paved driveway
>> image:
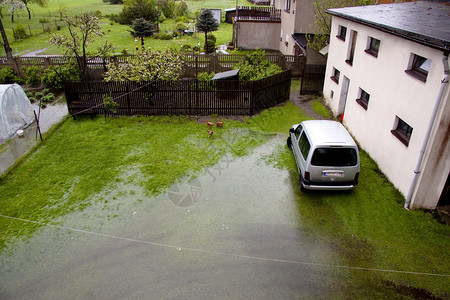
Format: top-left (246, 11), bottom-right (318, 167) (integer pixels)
top-left (0, 137), bottom-right (353, 299)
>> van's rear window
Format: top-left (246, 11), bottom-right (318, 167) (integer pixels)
top-left (311, 148), bottom-right (358, 166)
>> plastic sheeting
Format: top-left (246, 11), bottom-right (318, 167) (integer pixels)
top-left (0, 84), bottom-right (35, 140)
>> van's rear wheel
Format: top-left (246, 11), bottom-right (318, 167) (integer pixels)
top-left (299, 175), bottom-right (306, 192)
top-left (287, 136), bottom-right (292, 150)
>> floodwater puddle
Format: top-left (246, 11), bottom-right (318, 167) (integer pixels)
top-left (0, 136), bottom-right (355, 299)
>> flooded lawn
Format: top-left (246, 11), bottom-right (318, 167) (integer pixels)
top-left (0, 136), bottom-right (448, 299)
top-left (0, 137), bottom-right (352, 299)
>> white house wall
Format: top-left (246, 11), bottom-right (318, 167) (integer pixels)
top-left (323, 16), bottom-right (446, 202)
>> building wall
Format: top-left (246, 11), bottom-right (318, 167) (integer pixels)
top-left (323, 16), bottom-right (447, 207)
top-left (236, 21), bottom-right (281, 50)
top-left (277, 0), bottom-right (316, 55)
top-left (412, 90), bottom-right (450, 209)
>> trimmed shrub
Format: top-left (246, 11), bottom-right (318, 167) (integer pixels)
top-left (23, 65), bottom-right (44, 85)
top-left (13, 24), bottom-right (27, 40)
top-left (41, 62), bottom-right (81, 89)
top-left (0, 67), bottom-right (23, 84)
top-left (206, 40), bottom-right (216, 53)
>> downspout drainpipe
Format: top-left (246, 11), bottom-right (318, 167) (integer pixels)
top-left (404, 52), bottom-right (449, 209)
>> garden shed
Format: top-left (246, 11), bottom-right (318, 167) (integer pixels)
top-left (0, 84), bottom-right (34, 140)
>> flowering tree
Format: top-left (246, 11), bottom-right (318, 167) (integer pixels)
top-left (1, 0), bottom-right (25, 22)
top-left (308, 0), bottom-right (375, 51)
top-left (103, 49), bottom-right (184, 82)
top-left (48, 12), bottom-right (103, 78)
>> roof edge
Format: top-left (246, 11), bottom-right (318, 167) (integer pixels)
top-left (327, 9), bottom-right (449, 52)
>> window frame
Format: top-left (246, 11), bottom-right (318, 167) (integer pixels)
top-left (285, 0), bottom-right (291, 12)
top-left (345, 30), bottom-right (357, 66)
top-left (405, 53), bottom-right (431, 82)
top-left (391, 117), bottom-right (413, 147)
top-left (356, 88), bottom-right (370, 110)
top-left (331, 67), bottom-right (340, 84)
top-left (365, 37), bottom-right (380, 58)
top-left (336, 25), bottom-right (347, 41)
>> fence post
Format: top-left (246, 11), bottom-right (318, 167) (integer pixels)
top-left (250, 81), bottom-right (254, 115)
top-left (126, 83), bottom-right (131, 115)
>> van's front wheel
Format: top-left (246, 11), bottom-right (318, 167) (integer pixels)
top-left (287, 136), bottom-right (292, 150)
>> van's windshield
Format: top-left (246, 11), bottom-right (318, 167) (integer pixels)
top-left (311, 148), bottom-right (358, 167)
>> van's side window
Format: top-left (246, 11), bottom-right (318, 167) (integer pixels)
top-left (298, 132), bottom-right (311, 160)
top-left (294, 125), bottom-right (302, 139)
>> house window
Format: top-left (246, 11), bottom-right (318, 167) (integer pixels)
top-left (391, 116), bottom-right (413, 147)
top-left (337, 25), bottom-right (347, 41)
top-left (331, 67), bottom-right (340, 84)
top-left (405, 53), bottom-right (431, 82)
top-left (346, 30), bottom-right (357, 66)
top-left (356, 88), bottom-right (370, 110)
top-left (365, 37), bottom-right (380, 57)
top-left (285, 0), bottom-right (291, 12)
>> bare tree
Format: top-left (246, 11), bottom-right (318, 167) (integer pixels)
top-left (18, 0), bottom-right (48, 19)
top-left (49, 12), bottom-right (103, 79)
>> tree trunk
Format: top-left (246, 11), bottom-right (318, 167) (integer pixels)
top-left (204, 32), bottom-right (208, 53)
top-left (27, 7), bottom-right (31, 19)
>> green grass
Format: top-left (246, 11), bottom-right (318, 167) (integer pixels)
top-left (312, 97), bottom-right (333, 119)
top-left (0, 0), bottom-right (239, 56)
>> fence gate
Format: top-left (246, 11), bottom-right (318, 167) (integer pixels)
top-left (300, 64), bottom-right (326, 95)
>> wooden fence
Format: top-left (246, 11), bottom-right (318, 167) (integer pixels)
top-left (0, 53), bottom-right (306, 78)
top-left (65, 70), bottom-right (292, 117)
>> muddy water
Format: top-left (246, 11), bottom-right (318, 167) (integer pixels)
top-left (0, 137), bottom-right (348, 299)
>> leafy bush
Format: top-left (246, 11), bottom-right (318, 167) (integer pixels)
top-left (207, 33), bottom-right (216, 43)
top-left (158, 0), bottom-right (176, 19)
top-left (41, 62), bottom-right (81, 89)
top-left (175, 1), bottom-right (188, 17)
top-left (180, 44), bottom-right (191, 52)
top-left (13, 24), bottom-right (27, 40)
top-left (39, 18), bottom-right (49, 24)
top-left (35, 92), bottom-right (43, 99)
top-left (155, 32), bottom-right (173, 40)
top-left (118, 0), bottom-right (159, 25)
top-left (197, 72), bottom-right (215, 81)
top-left (94, 10), bottom-right (103, 18)
top-left (206, 40), bottom-right (216, 53)
top-left (0, 67), bottom-right (23, 84)
top-left (22, 65), bottom-right (44, 85)
top-left (234, 50), bottom-right (282, 81)
top-left (176, 16), bottom-right (189, 23)
top-left (41, 93), bottom-right (55, 103)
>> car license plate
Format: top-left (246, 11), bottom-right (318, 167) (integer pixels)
top-left (323, 172), bottom-right (344, 177)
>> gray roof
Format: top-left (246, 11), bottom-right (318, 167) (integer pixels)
top-left (212, 69), bottom-right (240, 80)
top-left (327, 1), bottom-right (450, 51)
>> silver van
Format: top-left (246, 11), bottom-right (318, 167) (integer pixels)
top-left (287, 120), bottom-right (360, 191)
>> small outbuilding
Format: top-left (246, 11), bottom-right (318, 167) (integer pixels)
top-left (0, 84), bottom-right (34, 140)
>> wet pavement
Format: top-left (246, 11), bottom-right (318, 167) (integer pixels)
top-left (0, 137), bottom-right (349, 299)
top-left (0, 101), bottom-right (68, 175)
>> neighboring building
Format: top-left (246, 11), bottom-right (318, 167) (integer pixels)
top-left (271, 0), bottom-right (316, 55)
top-left (322, 1), bottom-right (450, 209)
top-left (234, 0), bottom-right (317, 56)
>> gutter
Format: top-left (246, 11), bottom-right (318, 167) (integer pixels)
top-left (404, 52), bottom-right (449, 209)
